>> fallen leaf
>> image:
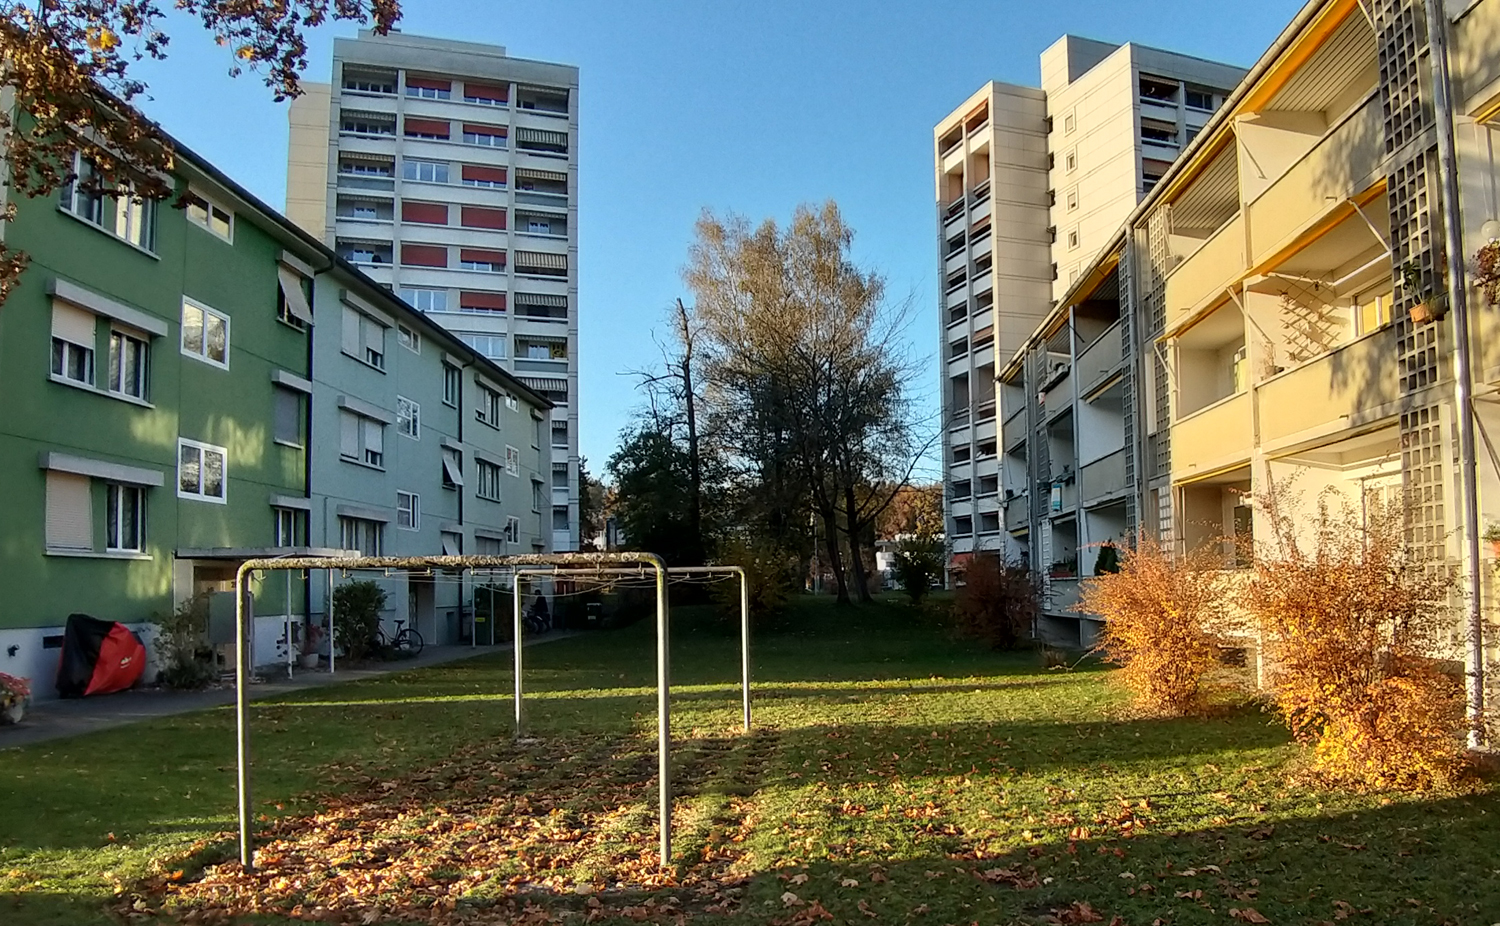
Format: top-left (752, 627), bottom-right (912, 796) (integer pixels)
top-left (1230, 908), bottom-right (1271, 924)
top-left (782, 891), bottom-right (804, 908)
top-left (841, 878), bottom-right (859, 887)
top-left (857, 899), bottom-right (878, 918)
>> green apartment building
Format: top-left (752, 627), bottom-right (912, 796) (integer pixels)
top-left (0, 128), bottom-right (552, 696)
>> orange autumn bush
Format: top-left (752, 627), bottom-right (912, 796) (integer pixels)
top-left (1078, 534), bottom-right (1232, 715)
top-left (1245, 488), bottom-right (1466, 790)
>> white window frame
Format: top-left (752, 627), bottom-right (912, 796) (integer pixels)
top-left (51, 308), bottom-right (96, 387)
top-left (402, 159), bottom-right (450, 184)
top-left (181, 297), bottom-right (230, 369)
top-left (1067, 228), bottom-right (1080, 250)
top-left (443, 364), bottom-right (461, 407)
top-left (273, 506), bottom-right (307, 547)
top-left (398, 323), bottom-right (421, 354)
top-left (60, 153), bottom-right (158, 252)
top-left (397, 395), bottom-right (421, 440)
top-left (107, 328), bottom-right (149, 400)
top-left (396, 490), bottom-right (420, 530)
top-left (505, 516), bottom-right (521, 543)
top-left (105, 483), bottom-right (145, 553)
top-left (476, 384), bottom-right (502, 427)
top-left (463, 129), bottom-right (507, 148)
top-left (1065, 150), bottom-right (1077, 174)
top-left (177, 437), bottom-right (228, 504)
top-left (339, 409), bottom-right (387, 469)
top-left (339, 516), bottom-right (384, 556)
top-left (476, 459), bottom-right (502, 501)
top-left (400, 287), bottom-right (449, 313)
top-left (1066, 189), bottom-right (1079, 212)
top-left (185, 189), bottom-right (234, 243)
top-left (505, 445), bottom-right (521, 476)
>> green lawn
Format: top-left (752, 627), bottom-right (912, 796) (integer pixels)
top-left (3, 595), bottom-right (1499, 925)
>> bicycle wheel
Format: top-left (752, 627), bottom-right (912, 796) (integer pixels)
top-left (394, 627), bottom-right (425, 656)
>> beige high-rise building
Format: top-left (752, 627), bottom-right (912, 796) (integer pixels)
top-left (936, 37), bottom-right (1243, 573)
top-left (286, 30), bottom-right (581, 552)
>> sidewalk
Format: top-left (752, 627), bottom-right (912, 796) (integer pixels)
top-left (0, 636), bottom-right (573, 750)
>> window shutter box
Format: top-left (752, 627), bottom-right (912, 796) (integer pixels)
top-left (462, 164), bottom-right (508, 184)
top-left (460, 248), bottom-right (507, 266)
top-left (52, 301), bottom-right (96, 347)
top-left (401, 202), bottom-right (449, 225)
top-left (46, 471), bottom-right (93, 550)
top-left (460, 206), bottom-right (507, 230)
top-left (460, 291), bottom-right (507, 311)
top-left (400, 244), bottom-right (448, 267)
top-left (403, 117), bottom-right (450, 138)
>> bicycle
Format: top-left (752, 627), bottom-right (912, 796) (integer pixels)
top-left (375, 619), bottom-right (425, 656)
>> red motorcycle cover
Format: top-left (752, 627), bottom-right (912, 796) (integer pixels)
top-left (56, 614), bottom-right (146, 698)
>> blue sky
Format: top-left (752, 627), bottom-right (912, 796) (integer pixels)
top-left (129, 0), bottom-right (1304, 475)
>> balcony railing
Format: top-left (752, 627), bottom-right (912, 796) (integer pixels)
top-left (945, 197), bottom-right (965, 220)
top-left (1080, 448), bottom-right (1128, 506)
top-left (975, 398), bottom-right (997, 421)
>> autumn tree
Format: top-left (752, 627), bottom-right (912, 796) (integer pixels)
top-left (686, 202), bottom-right (923, 604)
top-left (0, 0), bottom-right (400, 302)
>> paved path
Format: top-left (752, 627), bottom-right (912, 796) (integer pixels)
top-left (0, 636), bottom-right (574, 750)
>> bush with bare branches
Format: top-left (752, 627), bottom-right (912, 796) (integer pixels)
top-left (1246, 489), bottom-right (1465, 790)
top-left (953, 554), bottom-right (1039, 650)
top-left (1078, 535), bottom-right (1231, 716)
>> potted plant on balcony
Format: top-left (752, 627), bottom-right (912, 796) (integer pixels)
top-left (0, 672), bottom-right (31, 725)
top-left (1048, 559), bottom-right (1078, 579)
top-left (1400, 261), bottom-right (1446, 325)
top-left (1484, 521), bottom-right (1500, 559)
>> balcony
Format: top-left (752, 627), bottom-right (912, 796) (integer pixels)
top-left (1165, 213), bottom-right (1245, 331)
top-left (1171, 391), bottom-right (1252, 482)
top-left (1047, 578), bottom-right (1082, 615)
top-left (1256, 327), bottom-right (1399, 450)
top-left (1002, 408), bottom-right (1027, 450)
top-left (1005, 495), bottom-right (1029, 531)
top-left (1043, 372), bottom-right (1073, 416)
top-left (1245, 94), bottom-right (1384, 268)
top-left (1075, 321), bottom-right (1123, 395)
top-left (1080, 448), bottom-right (1128, 506)
top-left (975, 398), bottom-right (997, 422)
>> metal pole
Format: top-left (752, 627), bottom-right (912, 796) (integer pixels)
top-left (327, 569), bottom-right (336, 676)
top-left (284, 576), bottom-right (293, 679)
top-left (234, 566), bottom-right (254, 869)
top-left (1425, 0), bottom-right (1487, 747)
top-left (513, 573), bottom-right (524, 738)
top-left (738, 567), bottom-right (750, 732)
top-left (656, 562), bottom-right (671, 868)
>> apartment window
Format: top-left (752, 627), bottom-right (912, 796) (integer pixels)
top-left (462, 334), bottom-right (508, 360)
top-left (551, 421), bottom-right (569, 446)
top-left (1066, 189), bottom-right (1079, 212)
top-left (59, 155), bottom-right (157, 250)
top-left (107, 329), bottom-right (148, 399)
top-left (475, 535), bottom-right (503, 555)
top-left (1140, 76), bottom-right (1179, 104)
top-left (396, 491), bottom-right (420, 530)
top-left (1357, 290), bottom-right (1393, 335)
top-left (1067, 229), bottom-right (1080, 250)
top-left (527, 218), bottom-right (554, 235)
top-left (462, 124), bottom-right (508, 148)
top-left (400, 287), bottom-right (449, 313)
top-left (460, 291), bottom-right (507, 314)
top-left (51, 302), bottom-right (96, 386)
top-left (273, 386), bottom-right (303, 446)
top-left (459, 248), bottom-right (506, 272)
top-left (441, 530), bottom-right (463, 555)
top-left (477, 384), bottom-right (502, 426)
top-left (505, 516), bottom-right (521, 543)
top-left (397, 395), bottom-right (420, 439)
top-left (185, 190), bottom-right (234, 242)
top-left (402, 201), bottom-right (448, 225)
top-left (477, 459), bottom-right (503, 501)
top-left (1185, 87), bottom-right (1216, 111)
top-left (953, 516), bottom-right (973, 536)
top-left (403, 117), bottom-right (450, 140)
top-left (1141, 120), bottom-right (1178, 146)
top-left (402, 159), bottom-right (450, 184)
top-left (442, 363), bottom-right (461, 407)
top-left (341, 304), bottom-right (386, 369)
top-left (340, 159), bottom-right (393, 178)
top-left (1064, 151), bottom-right (1077, 173)
top-left (460, 205), bottom-right (507, 230)
top-left (398, 323), bottom-right (420, 353)
top-left (1063, 112), bottom-right (1076, 134)
top-left (532, 480), bottom-right (544, 513)
top-left (505, 445), bottom-right (521, 476)
top-left (464, 82), bottom-right (509, 106)
top-left (345, 243), bottom-right (390, 265)
top-left (178, 438), bottom-right (227, 503)
top-left (45, 472), bottom-right (93, 551)
top-left (1069, 267), bottom-right (1081, 284)
top-left (462, 164), bottom-right (508, 188)
top-left (181, 298), bottom-right (230, 368)
top-left (339, 409), bottom-right (386, 468)
top-left (343, 73), bottom-right (394, 94)
top-left (105, 484), bottom-right (144, 552)
top-left (339, 516), bottom-right (383, 556)
top-left (341, 114), bottom-right (395, 136)
top-left (505, 393), bottom-right (519, 411)
top-left (406, 76), bottom-right (451, 100)
top-left (273, 506), bottom-right (308, 547)
top-left (442, 446), bottom-right (464, 489)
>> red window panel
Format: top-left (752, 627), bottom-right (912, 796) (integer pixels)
top-left (402, 201), bottom-right (449, 225)
top-left (460, 248), bottom-right (507, 266)
top-left (460, 206), bottom-right (507, 230)
top-left (464, 82), bottom-right (509, 103)
top-left (460, 291), bottom-right (507, 311)
top-left (403, 117), bottom-right (450, 138)
top-left (461, 164), bottom-right (508, 184)
top-left (462, 123), bottom-right (508, 137)
top-left (407, 76), bottom-right (452, 92)
top-left (401, 244), bottom-right (448, 267)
